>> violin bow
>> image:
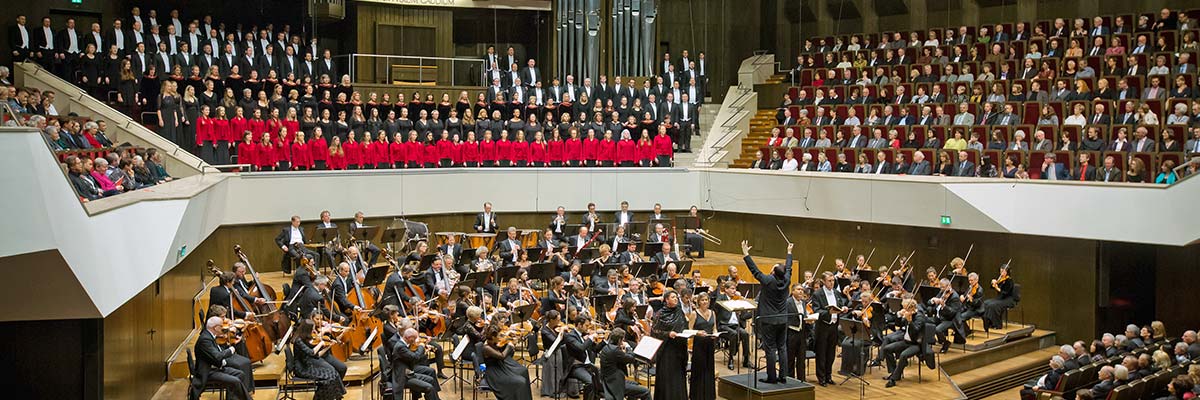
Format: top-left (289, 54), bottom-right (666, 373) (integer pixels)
top-left (863, 247), bottom-right (877, 266)
top-left (962, 243), bottom-right (975, 268)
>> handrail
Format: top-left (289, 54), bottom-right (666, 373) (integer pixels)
top-left (334, 53), bottom-right (487, 86)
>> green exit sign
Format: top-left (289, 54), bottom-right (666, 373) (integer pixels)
top-left (71, 0), bottom-right (82, 3)
top-left (940, 215), bottom-right (952, 225)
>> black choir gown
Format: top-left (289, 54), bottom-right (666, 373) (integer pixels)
top-left (653, 304), bottom-right (689, 400)
top-left (689, 310), bottom-right (717, 400)
top-left (482, 342), bottom-right (534, 400)
top-left (292, 340), bottom-right (347, 400)
top-left (982, 278), bottom-right (1015, 330)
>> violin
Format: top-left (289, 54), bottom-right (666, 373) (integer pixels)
top-left (216, 318), bottom-right (249, 346)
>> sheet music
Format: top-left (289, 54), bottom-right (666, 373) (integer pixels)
top-left (543, 331), bottom-right (565, 360)
top-left (677, 329), bottom-right (724, 338)
top-left (633, 336), bottom-right (663, 361)
top-left (451, 335), bottom-right (471, 361)
top-left (717, 299), bottom-right (757, 311)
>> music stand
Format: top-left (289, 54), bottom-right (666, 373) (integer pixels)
top-left (591, 294), bottom-right (617, 323)
top-left (736, 283), bottom-right (762, 299)
top-left (885, 297), bottom-right (903, 313)
top-left (380, 227), bottom-right (405, 248)
top-left (460, 248), bottom-right (477, 266)
top-left (674, 216), bottom-right (700, 230)
top-left (464, 271), bottom-right (492, 287)
top-left (577, 262), bottom-right (596, 280)
top-left (837, 318), bottom-right (872, 395)
top-left (856, 269), bottom-right (881, 285)
top-left (916, 285), bottom-right (941, 304)
top-left (676, 260), bottom-right (694, 275)
top-left (528, 262), bottom-right (556, 282)
top-left (631, 262), bottom-right (658, 279)
top-left (496, 266), bottom-right (521, 284)
top-left (511, 304), bottom-right (537, 325)
top-left (836, 277), bottom-right (852, 291)
top-left (419, 254), bottom-right (438, 270)
top-left (569, 246), bottom-right (596, 260)
top-left (363, 265), bottom-right (390, 287)
top-left (644, 243), bottom-right (664, 258)
top-left (351, 225), bottom-right (380, 244)
top-left (950, 275), bottom-right (969, 295)
top-left (314, 226), bottom-right (340, 244)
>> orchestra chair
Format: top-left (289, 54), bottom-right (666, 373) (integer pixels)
top-left (471, 343), bottom-right (497, 400)
top-left (376, 345), bottom-right (396, 399)
top-left (277, 347), bottom-right (319, 400)
top-left (903, 323), bottom-right (940, 382)
top-left (186, 349), bottom-right (228, 400)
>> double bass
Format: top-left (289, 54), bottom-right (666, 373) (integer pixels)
top-left (344, 251), bottom-right (383, 353)
top-left (233, 245), bottom-right (291, 341)
top-left (206, 260), bottom-right (273, 363)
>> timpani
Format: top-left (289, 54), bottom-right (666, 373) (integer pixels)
top-left (435, 232), bottom-right (464, 247)
top-left (520, 229), bottom-right (541, 248)
top-left (466, 233), bottom-right (497, 251)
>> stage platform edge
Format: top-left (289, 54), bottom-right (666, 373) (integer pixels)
top-left (717, 372), bottom-right (815, 400)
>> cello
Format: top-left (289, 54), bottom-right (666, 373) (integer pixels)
top-left (206, 260), bottom-right (274, 363)
top-left (233, 245), bottom-right (291, 341)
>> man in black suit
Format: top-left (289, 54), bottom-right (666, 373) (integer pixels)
top-left (785, 284), bottom-right (810, 381)
top-left (715, 280), bottom-right (753, 369)
top-left (908, 152), bottom-right (932, 175)
top-left (882, 298), bottom-right (927, 387)
top-left (192, 316), bottom-right (252, 400)
top-left (520, 59), bottom-right (540, 88)
top-left (742, 240), bottom-right (793, 384)
top-left (1090, 366), bottom-right (1116, 399)
top-left (279, 46), bottom-right (298, 78)
top-left (258, 45), bottom-right (278, 77)
top-left (562, 318), bottom-right (603, 393)
top-left (274, 215), bottom-right (309, 273)
top-left (811, 270), bottom-right (848, 385)
top-left (10, 15), bottom-right (34, 61)
top-left (678, 93), bottom-right (699, 146)
top-left (473, 202), bottom-right (497, 233)
top-left (389, 328), bottom-right (441, 400)
top-left (316, 49), bottom-right (336, 79)
top-left (174, 42), bottom-right (195, 73)
top-left (346, 211), bottom-right (381, 267)
top-left (211, 271), bottom-right (255, 320)
top-left (928, 278), bottom-right (965, 352)
top-left (599, 329), bottom-right (650, 399)
top-left (496, 227), bottom-right (523, 265)
top-left (329, 262), bottom-right (362, 316)
top-left (954, 150), bottom-right (976, 177)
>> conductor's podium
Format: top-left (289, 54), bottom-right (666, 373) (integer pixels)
top-left (718, 372), bottom-right (815, 400)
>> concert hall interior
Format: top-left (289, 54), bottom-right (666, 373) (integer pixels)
top-left (1, 1), bottom-right (1200, 400)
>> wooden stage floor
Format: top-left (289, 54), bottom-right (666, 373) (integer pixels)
top-left (156, 251), bottom-right (1034, 400)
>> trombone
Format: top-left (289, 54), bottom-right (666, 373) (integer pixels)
top-left (694, 228), bottom-right (722, 245)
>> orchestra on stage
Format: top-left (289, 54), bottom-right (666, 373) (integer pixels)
top-left (197, 202), bottom-right (1020, 400)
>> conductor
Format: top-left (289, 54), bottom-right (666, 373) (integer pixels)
top-left (741, 240), bottom-right (793, 384)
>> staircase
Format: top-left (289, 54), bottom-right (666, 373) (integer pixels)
top-left (730, 109), bottom-right (778, 168)
top-left (672, 100), bottom-right (721, 167)
top-left (944, 330), bottom-right (1059, 400)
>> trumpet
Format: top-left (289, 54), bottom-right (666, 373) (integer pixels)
top-left (694, 228), bottom-right (722, 245)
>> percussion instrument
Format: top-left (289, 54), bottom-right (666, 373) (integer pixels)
top-left (520, 229), bottom-right (541, 248)
top-left (467, 233), bottom-right (497, 251)
top-left (435, 232), bottom-right (464, 247)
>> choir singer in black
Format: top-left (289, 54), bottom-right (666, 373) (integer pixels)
top-left (740, 240), bottom-right (793, 384)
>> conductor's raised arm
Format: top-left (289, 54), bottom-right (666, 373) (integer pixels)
top-left (741, 240), bottom-right (766, 281)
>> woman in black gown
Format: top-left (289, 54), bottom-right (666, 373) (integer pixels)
top-left (688, 293), bottom-right (717, 400)
top-left (292, 319), bottom-right (348, 400)
top-left (982, 264), bottom-right (1015, 330)
top-left (78, 43), bottom-right (101, 97)
top-left (652, 290), bottom-right (689, 400)
top-left (481, 324), bottom-right (534, 400)
top-left (157, 80), bottom-right (182, 145)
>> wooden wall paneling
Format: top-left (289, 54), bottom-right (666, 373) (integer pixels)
top-left (355, 4), bottom-right (455, 84)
